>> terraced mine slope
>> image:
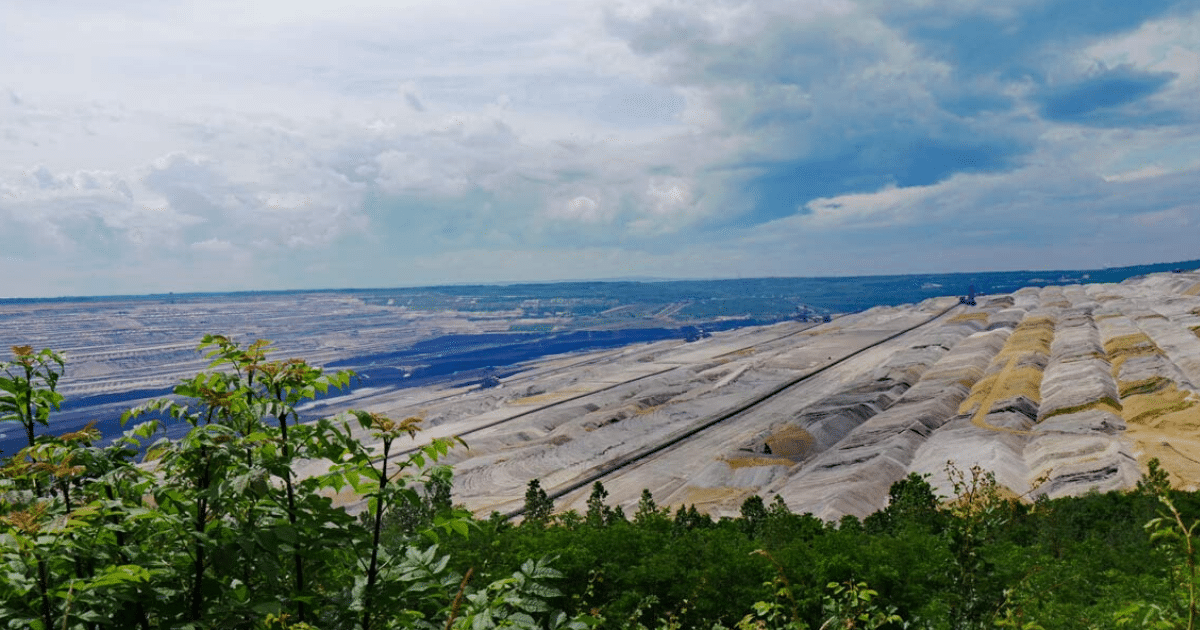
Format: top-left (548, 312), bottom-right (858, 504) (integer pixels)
top-left (0, 292), bottom-right (720, 454)
top-left (328, 270), bottom-right (1200, 521)
top-left (7, 271), bottom-right (1200, 521)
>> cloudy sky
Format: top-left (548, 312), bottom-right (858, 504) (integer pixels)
top-left (2, 0), bottom-right (1199, 297)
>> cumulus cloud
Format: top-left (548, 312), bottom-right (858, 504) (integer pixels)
top-left (603, 0), bottom-right (1042, 230)
top-left (800, 183), bottom-right (943, 229)
top-left (1, 0), bottom-right (1199, 296)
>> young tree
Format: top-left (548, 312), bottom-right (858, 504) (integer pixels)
top-left (586, 481), bottom-right (610, 528)
top-left (524, 478), bottom-right (554, 526)
top-left (0, 345), bottom-right (65, 453)
top-left (740, 494), bottom-right (768, 536)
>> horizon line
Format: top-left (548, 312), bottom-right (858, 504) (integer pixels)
top-left (3, 258), bottom-right (1196, 303)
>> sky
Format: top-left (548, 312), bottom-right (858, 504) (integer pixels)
top-left (2, 0), bottom-right (1199, 297)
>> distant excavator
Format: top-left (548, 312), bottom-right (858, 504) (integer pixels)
top-left (959, 285), bottom-right (978, 306)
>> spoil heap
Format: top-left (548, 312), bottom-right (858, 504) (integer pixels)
top-left (339, 271), bottom-right (1200, 520)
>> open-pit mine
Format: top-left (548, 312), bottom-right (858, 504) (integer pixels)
top-left (335, 270), bottom-right (1200, 520)
top-left (6, 270), bottom-right (1200, 522)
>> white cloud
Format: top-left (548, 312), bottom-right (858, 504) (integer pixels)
top-left (549, 195), bottom-right (609, 223)
top-left (1085, 9), bottom-right (1200, 83)
top-left (374, 151), bottom-right (473, 197)
top-left (1, 1), bottom-right (1198, 296)
top-left (801, 183), bottom-right (943, 229)
top-left (191, 238), bottom-right (234, 252)
top-left (1103, 164), bottom-right (1172, 182)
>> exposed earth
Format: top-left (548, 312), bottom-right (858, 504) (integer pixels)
top-left (322, 270), bottom-right (1200, 520)
top-left (6, 270), bottom-right (1200, 521)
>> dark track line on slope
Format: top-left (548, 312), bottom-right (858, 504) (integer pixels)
top-left (708, 321), bottom-right (826, 360)
top-left (390, 367), bottom-right (678, 459)
top-left (502, 304), bottom-right (962, 519)
top-left (1163, 442), bottom-right (1200, 467)
top-left (381, 322), bottom-right (822, 461)
top-left (400, 319), bottom-right (822, 408)
top-left (318, 341), bottom-right (673, 422)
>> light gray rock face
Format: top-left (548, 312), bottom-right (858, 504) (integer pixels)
top-left (11, 271), bottom-right (1200, 521)
top-left (1025, 410), bottom-right (1137, 499)
top-left (334, 270), bottom-right (1200, 519)
top-left (1018, 302), bottom-right (1137, 499)
top-left (1039, 306), bottom-right (1118, 418)
top-left (770, 319), bottom-right (1003, 519)
top-left (911, 412), bottom-right (1034, 500)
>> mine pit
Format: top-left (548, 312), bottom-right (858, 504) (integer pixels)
top-left (9, 272), bottom-right (1200, 520)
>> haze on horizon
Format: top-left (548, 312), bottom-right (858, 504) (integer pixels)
top-left (2, 0), bottom-right (1199, 298)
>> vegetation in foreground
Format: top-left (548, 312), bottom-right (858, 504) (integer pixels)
top-left (2, 337), bottom-right (1200, 629)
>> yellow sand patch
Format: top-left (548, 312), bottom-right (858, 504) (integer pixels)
top-left (1122, 384), bottom-right (1198, 426)
top-left (1104, 333), bottom-right (1159, 355)
top-left (677, 486), bottom-right (752, 510)
top-left (723, 455), bottom-right (794, 469)
top-left (956, 377), bottom-right (980, 389)
top-left (1130, 436), bottom-right (1200, 491)
top-left (634, 403), bottom-right (669, 416)
top-left (1004, 316), bottom-right (1056, 353)
top-left (1184, 283), bottom-right (1200, 296)
top-left (1041, 397), bottom-right (1122, 421)
top-left (764, 426), bottom-right (816, 459)
top-left (508, 388), bottom-right (592, 406)
top-left (1119, 376), bottom-right (1172, 398)
top-left (1104, 333), bottom-right (1163, 377)
top-left (1115, 373), bottom-right (1200, 489)
top-left (957, 316), bottom-right (1055, 432)
top-left (1123, 400), bottom-right (1200, 490)
top-left (1191, 325), bottom-right (1200, 340)
top-left (944, 484), bottom-right (1024, 513)
top-left (950, 312), bottom-right (990, 324)
top-left (959, 363), bottom-right (1047, 416)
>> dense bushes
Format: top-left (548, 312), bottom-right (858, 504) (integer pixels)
top-left (0, 339), bottom-right (584, 630)
top-left (433, 470), bottom-right (1189, 629)
top-left (3, 338), bottom-right (1200, 629)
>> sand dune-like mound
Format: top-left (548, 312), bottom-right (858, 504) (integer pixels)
top-left (12, 272), bottom-right (1200, 521)
top-left (342, 271), bottom-right (1200, 520)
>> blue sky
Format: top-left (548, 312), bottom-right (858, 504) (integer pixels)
top-left (1, 0), bottom-right (1198, 297)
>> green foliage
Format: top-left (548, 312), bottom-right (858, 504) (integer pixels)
top-left (740, 495), bottom-right (769, 536)
top-left (819, 580), bottom-right (904, 629)
top-left (633, 489), bottom-right (670, 529)
top-left (0, 345), bottom-right (65, 452)
top-left (0, 336), bottom-right (491, 630)
top-left (864, 472), bottom-right (944, 535)
top-left (941, 461), bottom-right (1016, 628)
top-left (586, 481), bottom-right (624, 528)
top-left (733, 553), bottom-right (903, 630)
top-left (1114, 491), bottom-right (1200, 630)
top-left (451, 557), bottom-right (597, 630)
top-left (12, 337), bottom-right (1200, 629)
top-left (734, 551), bottom-right (804, 630)
top-left (524, 479), bottom-right (555, 527)
top-left (1140, 457), bottom-right (1173, 496)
